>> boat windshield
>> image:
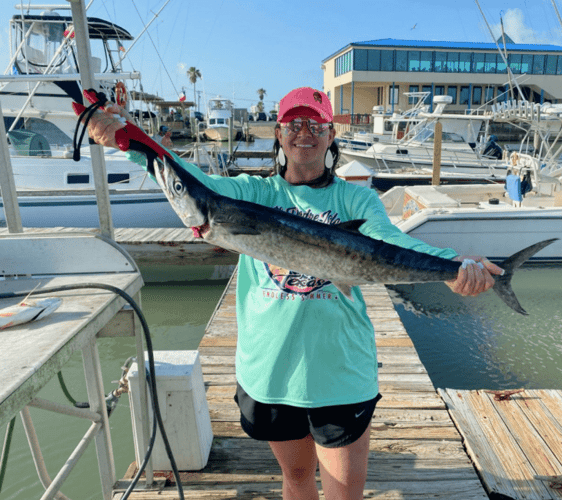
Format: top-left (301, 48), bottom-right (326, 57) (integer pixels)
top-left (412, 128), bottom-right (465, 143)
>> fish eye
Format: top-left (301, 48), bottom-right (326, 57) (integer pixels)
top-left (173, 181), bottom-right (184, 193)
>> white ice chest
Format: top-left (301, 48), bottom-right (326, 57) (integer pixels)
top-left (128, 350), bottom-right (213, 471)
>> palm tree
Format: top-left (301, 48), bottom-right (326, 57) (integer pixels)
top-left (257, 88), bottom-right (267, 102)
top-left (187, 67), bottom-right (202, 112)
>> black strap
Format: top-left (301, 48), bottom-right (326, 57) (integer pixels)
top-left (72, 89), bottom-right (109, 161)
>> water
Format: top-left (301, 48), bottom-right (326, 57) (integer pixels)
top-left (2, 262), bottom-right (561, 499)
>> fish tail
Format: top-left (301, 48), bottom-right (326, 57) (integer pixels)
top-left (492, 238), bottom-right (558, 315)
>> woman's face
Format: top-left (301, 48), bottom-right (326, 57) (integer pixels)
top-left (275, 116), bottom-right (336, 171)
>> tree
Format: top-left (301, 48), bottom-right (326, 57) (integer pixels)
top-left (257, 88), bottom-right (267, 102)
top-left (187, 67), bottom-right (202, 112)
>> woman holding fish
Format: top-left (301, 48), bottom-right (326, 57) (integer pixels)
top-left (87, 87), bottom-right (502, 500)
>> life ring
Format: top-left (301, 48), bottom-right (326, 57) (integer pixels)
top-left (115, 82), bottom-right (128, 107)
top-left (510, 152), bottom-right (519, 166)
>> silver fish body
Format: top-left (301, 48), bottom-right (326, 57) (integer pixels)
top-left (152, 157), bottom-right (557, 315)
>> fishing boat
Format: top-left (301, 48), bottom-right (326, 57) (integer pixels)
top-left (203, 96), bottom-right (239, 142)
top-left (340, 95), bottom-right (506, 178)
top-left (0, 4), bottom-right (190, 228)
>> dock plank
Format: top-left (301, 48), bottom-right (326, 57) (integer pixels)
top-left (115, 273), bottom-right (489, 499)
top-left (439, 388), bottom-right (562, 499)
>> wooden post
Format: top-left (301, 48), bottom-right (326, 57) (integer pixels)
top-left (0, 106), bottom-right (23, 233)
top-left (432, 121), bottom-right (442, 186)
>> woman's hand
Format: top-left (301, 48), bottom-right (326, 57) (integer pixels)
top-left (86, 102), bottom-right (129, 149)
top-left (445, 256), bottom-right (504, 296)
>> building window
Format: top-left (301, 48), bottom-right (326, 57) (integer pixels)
top-left (484, 86), bottom-right (494, 103)
top-left (546, 54), bottom-right (558, 75)
top-left (381, 50), bottom-right (393, 71)
top-left (368, 50), bottom-right (381, 71)
top-left (473, 53), bottom-right (485, 73)
top-left (408, 51), bottom-right (421, 71)
top-left (408, 85), bottom-right (419, 104)
top-left (460, 86), bottom-right (470, 105)
top-left (447, 52), bottom-right (459, 72)
top-left (447, 86), bottom-right (457, 104)
top-left (335, 51), bottom-right (353, 77)
top-left (521, 54), bottom-right (533, 73)
top-left (389, 86), bottom-right (399, 105)
top-left (497, 86), bottom-right (508, 102)
top-left (420, 51), bottom-right (432, 72)
top-left (509, 53), bottom-right (522, 74)
top-left (533, 54), bottom-right (545, 74)
top-left (472, 86), bottom-right (482, 105)
top-left (422, 85), bottom-right (433, 103)
top-left (484, 53), bottom-right (497, 73)
top-left (353, 49), bottom-right (368, 71)
top-left (459, 53), bottom-right (471, 73)
top-left (434, 85), bottom-right (445, 96)
top-left (396, 51), bottom-right (408, 71)
top-left (434, 52), bottom-right (447, 72)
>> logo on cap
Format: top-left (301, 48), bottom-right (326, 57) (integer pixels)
top-left (313, 91), bottom-right (322, 104)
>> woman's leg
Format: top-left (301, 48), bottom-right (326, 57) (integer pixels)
top-left (269, 434), bottom-right (320, 500)
top-left (315, 422), bottom-right (371, 500)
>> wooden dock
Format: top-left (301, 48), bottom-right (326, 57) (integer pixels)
top-left (115, 274), bottom-right (488, 499)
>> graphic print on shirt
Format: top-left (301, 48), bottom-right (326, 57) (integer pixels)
top-left (263, 206), bottom-right (341, 300)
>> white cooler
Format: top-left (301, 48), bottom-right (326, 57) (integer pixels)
top-left (127, 350), bottom-right (213, 471)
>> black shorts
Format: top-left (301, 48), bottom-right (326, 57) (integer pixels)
top-left (234, 383), bottom-right (382, 448)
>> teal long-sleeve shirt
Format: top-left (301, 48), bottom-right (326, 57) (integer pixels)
top-left (129, 150), bottom-right (457, 407)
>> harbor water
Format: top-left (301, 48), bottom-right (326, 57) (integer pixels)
top-left (2, 263), bottom-right (561, 499)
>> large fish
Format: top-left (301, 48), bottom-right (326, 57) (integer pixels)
top-left (150, 156), bottom-right (556, 315)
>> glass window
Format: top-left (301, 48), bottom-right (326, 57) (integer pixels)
top-left (484, 86), bottom-right (494, 103)
top-left (396, 51), bottom-right (408, 71)
top-left (533, 55), bottom-right (545, 74)
top-left (447, 86), bottom-right (457, 104)
top-left (496, 55), bottom-right (507, 73)
top-left (354, 49), bottom-right (368, 71)
top-left (460, 86), bottom-right (470, 105)
top-left (422, 85), bottom-right (433, 103)
top-left (557, 56), bottom-right (562, 75)
top-left (368, 50), bottom-right (380, 71)
top-left (408, 85), bottom-right (419, 104)
top-left (474, 53), bottom-right (485, 73)
top-left (420, 51), bottom-right (432, 72)
top-left (497, 85), bottom-right (508, 102)
top-left (546, 54), bottom-right (558, 75)
top-left (459, 52), bottom-right (471, 73)
top-left (434, 52), bottom-right (447, 72)
top-left (521, 54), bottom-right (533, 73)
top-left (434, 85), bottom-right (445, 96)
top-left (381, 50), bottom-right (393, 71)
top-left (509, 53), bottom-right (522, 74)
top-left (408, 51), bottom-right (420, 71)
top-left (447, 52), bottom-right (459, 72)
top-left (67, 174), bottom-right (90, 184)
top-left (472, 86), bottom-right (482, 105)
top-left (389, 86), bottom-right (399, 104)
top-left (484, 53), bottom-right (497, 73)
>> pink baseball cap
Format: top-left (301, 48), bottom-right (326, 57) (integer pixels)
top-left (277, 87), bottom-right (333, 124)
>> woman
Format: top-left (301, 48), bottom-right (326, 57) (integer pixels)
top-left (87, 87), bottom-right (502, 500)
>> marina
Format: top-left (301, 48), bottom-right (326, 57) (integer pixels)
top-left (2, 1), bottom-right (562, 499)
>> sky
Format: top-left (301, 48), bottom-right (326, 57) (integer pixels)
top-left (2, 0), bottom-right (562, 114)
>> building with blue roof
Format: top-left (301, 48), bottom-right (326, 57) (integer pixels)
top-left (322, 37), bottom-right (562, 121)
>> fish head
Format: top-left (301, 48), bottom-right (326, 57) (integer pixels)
top-left (153, 157), bottom-right (207, 227)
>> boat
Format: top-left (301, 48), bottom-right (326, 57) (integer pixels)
top-left (379, 151), bottom-right (562, 262)
top-left (0, 5), bottom-right (191, 228)
top-left (203, 96), bottom-right (239, 142)
top-left (340, 95), bottom-right (507, 178)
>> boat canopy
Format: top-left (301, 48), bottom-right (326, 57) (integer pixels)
top-left (11, 14), bottom-right (133, 41)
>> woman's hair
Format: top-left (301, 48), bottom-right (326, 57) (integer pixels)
top-left (272, 123), bottom-right (340, 180)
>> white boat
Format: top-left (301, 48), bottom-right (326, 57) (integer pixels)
top-left (341, 95), bottom-right (507, 178)
top-left (204, 97), bottom-right (238, 141)
top-left (379, 153), bottom-right (562, 262)
top-left (0, 5), bottom-right (189, 228)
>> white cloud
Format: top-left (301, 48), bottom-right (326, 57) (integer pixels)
top-left (491, 8), bottom-right (562, 45)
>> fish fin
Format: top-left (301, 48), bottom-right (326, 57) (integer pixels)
top-left (492, 238), bottom-right (558, 315)
top-left (335, 219), bottom-right (368, 233)
top-left (333, 282), bottom-right (355, 301)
